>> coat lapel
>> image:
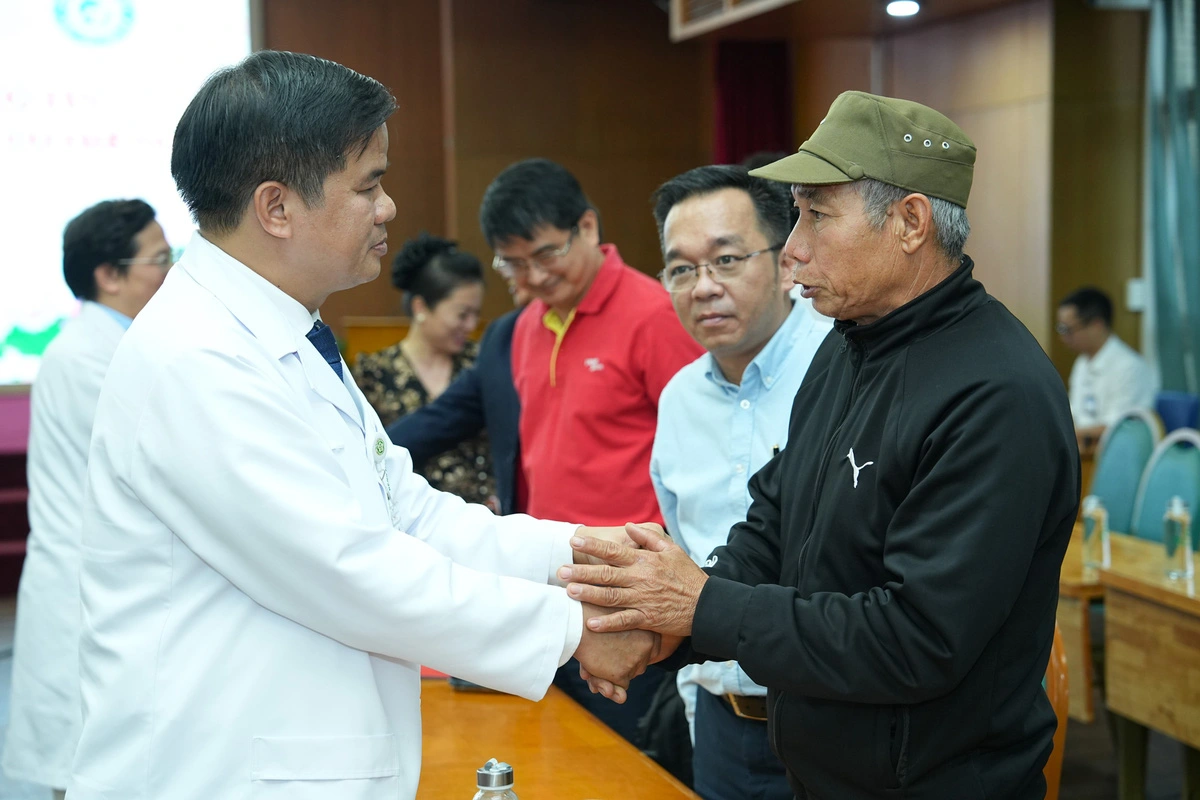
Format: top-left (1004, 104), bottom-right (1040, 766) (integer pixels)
top-left (179, 233), bottom-right (364, 433)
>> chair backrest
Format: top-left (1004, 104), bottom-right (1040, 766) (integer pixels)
top-left (1155, 390), bottom-right (1200, 433)
top-left (1131, 428), bottom-right (1200, 544)
top-left (1091, 409), bottom-right (1163, 532)
top-left (1043, 622), bottom-right (1068, 800)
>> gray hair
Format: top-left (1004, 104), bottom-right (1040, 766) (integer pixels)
top-left (854, 179), bottom-right (970, 261)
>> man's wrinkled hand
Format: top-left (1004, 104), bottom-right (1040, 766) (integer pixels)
top-left (560, 523), bottom-right (707, 637)
top-left (580, 632), bottom-right (683, 700)
top-left (572, 603), bottom-right (660, 704)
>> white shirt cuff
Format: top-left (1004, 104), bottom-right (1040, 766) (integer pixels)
top-left (559, 598), bottom-right (583, 667)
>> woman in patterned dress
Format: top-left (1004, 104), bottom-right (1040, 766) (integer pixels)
top-left (352, 233), bottom-right (499, 510)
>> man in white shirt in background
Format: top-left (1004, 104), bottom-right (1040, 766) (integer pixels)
top-left (648, 165), bottom-right (831, 800)
top-left (3, 199), bottom-right (171, 800)
top-left (69, 51), bottom-right (658, 800)
top-left (1058, 286), bottom-right (1156, 455)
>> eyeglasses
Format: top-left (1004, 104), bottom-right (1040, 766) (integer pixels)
top-left (117, 251), bottom-right (174, 270)
top-left (492, 227), bottom-right (578, 279)
top-left (1055, 319), bottom-right (1091, 336)
top-left (658, 246), bottom-right (784, 293)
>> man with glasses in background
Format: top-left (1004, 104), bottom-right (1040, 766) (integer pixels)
top-left (648, 165), bottom-right (830, 800)
top-left (3, 199), bottom-right (170, 799)
top-left (1057, 286), bottom-right (1156, 456)
top-left (480, 158), bottom-right (703, 744)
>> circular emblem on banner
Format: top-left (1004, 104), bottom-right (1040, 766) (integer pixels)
top-left (55, 0), bottom-right (135, 45)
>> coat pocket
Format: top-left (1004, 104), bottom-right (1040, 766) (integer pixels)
top-left (251, 733), bottom-right (399, 781)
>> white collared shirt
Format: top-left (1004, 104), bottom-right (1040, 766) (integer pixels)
top-left (1068, 333), bottom-right (1157, 428)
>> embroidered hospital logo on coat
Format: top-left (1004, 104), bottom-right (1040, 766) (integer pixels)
top-left (846, 448), bottom-right (875, 489)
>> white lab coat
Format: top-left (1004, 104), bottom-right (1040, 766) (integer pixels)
top-left (3, 301), bottom-right (126, 789)
top-left (69, 233), bottom-right (582, 800)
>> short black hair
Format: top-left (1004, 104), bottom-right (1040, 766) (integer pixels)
top-left (651, 165), bottom-right (793, 253)
top-left (62, 199), bottom-right (157, 301)
top-left (479, 159), bottom-right (592, 246)
top-left (1060, 286), bottom-right (1113, 328)
top-left (391, 233), bottom-right (485, 316)
top-left (171, 50), bottom-right (396, 233)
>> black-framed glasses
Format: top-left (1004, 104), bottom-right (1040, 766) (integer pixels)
top-left (658, 246), bottom-right (784, 293)
top-left (117, 251), bottom-right (174, 270)
top-left (492, 227), bottom-right (578, 279)
top-left (1055, 320), bottom-right (1089, 336)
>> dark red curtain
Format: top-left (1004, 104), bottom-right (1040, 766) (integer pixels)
top-left (713, 40), bottom-right (793, 165)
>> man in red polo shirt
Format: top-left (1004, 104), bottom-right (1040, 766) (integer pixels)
top-left (481, 158), bottom-right (703, 745)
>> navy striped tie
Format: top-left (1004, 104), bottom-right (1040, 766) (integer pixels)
top-left (306, 320), bottom-right (343, 381)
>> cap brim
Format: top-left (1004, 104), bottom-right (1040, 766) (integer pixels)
top-left (747, 149), bottom-right (854, 186)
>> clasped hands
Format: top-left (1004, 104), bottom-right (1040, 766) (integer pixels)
top-left (564, 523), bottom-right (709, 703)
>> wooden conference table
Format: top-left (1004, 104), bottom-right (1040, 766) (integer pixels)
top-left (1057, 527), bottom-right (1200, 741)
top-left (418, 679), bottom-right (699, 799)
top-left (1056, 525), bottom-right (1110, 722)
top-left (1099, 539), bottom-right (1200, 751)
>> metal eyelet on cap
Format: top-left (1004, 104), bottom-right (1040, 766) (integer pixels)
top-left (904, 133), bottom-right (913, 142)
top-left (942, 142), bottom-right (950, 149)
top-left (923, 139), bottom-right (932, 147)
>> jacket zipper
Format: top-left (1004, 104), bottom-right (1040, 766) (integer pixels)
top-left (797, 338), bottom-right (866, 567)
top-left (769, 338), bottom-right (866, 766)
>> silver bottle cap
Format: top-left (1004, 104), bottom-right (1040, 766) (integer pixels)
top-left (477, 758), bottom-right (514, 788)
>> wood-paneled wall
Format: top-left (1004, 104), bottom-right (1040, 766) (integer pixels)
top-left (449, 0), bottom-right (712, 322)
top-left (888, 1), bottom-right (1054, 345)
top-left (1049, 0), bottom-right (1146, 378)
top-left (791, 1), bottom-right (1055, 346)
top-left (263, 0), bottom-right (448, 333)
top-left (787, 0), bottom-right (1148, 374)
top-left (264, 0), bottom-right (713, 329)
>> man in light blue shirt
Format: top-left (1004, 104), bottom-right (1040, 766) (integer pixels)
top-left (649, 166), bottom-right (831, 800)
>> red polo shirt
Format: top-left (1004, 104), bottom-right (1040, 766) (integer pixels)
top-left (511, 244), bottom-right (703, 526)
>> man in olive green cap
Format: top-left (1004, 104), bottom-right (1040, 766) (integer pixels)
top-left (562, 91), bottom-right (1079, 800)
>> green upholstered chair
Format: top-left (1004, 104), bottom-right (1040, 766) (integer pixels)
top-left (1092, 409), bottom-right (1163, 534)
top-left (1130, 427), bottom-right (1200, 545)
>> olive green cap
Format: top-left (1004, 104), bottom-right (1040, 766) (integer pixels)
top-left (748, 91), bottom-right (976, 208)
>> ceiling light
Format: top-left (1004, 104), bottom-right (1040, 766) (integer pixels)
top-left (886, 1), bottom-right (921, 16)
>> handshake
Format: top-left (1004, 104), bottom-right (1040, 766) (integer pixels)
top-left (560, 522), bottom-right (710, 704)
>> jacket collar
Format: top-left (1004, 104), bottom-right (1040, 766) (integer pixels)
top-left (178, 232), bottom-right (363, 431)
top-left (833, 255), bottom-right (986, 359)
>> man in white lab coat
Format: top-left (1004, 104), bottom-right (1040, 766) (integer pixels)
top-left (69, 51), bottom-right (657, 800)
top-left (4, 199), bottom-right (171, 800)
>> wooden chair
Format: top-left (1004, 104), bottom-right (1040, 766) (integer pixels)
top-left (1044, 622), bottom-right (1069, 800)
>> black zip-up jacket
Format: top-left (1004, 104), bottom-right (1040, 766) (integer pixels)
top-left (685, 257), bottom-right (1079, 799)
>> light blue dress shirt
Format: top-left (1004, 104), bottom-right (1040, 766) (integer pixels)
top-left (650, 291), bottom-right (831, 738)
top-left (92, 301), bottom-right (133, 331)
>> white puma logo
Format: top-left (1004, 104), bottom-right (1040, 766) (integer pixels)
top-left (846, 447), bottom-right (874, 489)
